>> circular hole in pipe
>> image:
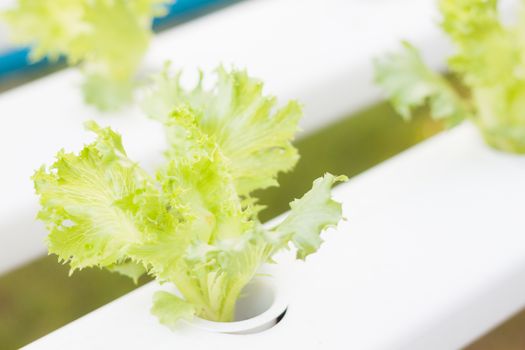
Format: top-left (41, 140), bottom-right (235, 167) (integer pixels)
top-left (191, 277), bottom-right (288, 334)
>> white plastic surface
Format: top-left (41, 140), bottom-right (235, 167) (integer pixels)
top-left (0, 0), bottom-right (448, 274)
top-left (26, 123), bottom-right (525, 349)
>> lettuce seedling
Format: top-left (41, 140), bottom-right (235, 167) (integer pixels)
top-left (33, 67), bottom-right (346, 327)
top-left (374, 0), bottom-right (525, 154)
top-left (2, 0), bottom-right (172, 111)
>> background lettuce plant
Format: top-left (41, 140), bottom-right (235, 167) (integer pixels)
top-left (374, 0), bottom-right (525, 154)
top-left (2, 0), bottom-right (172, 111)
top-left (33, 67), bottom-right (345, 327)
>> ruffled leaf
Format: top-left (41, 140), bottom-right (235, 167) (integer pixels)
top-left (270, 174), bottom-right (346, 260)
top-left (32, 121), bottom-right (158, 271)
top-left (439, 0), bottom-right (512, 86)
top-left (34, 67), bottom-right (346, 327)
top-left (142, 65), bottom-right (302, 195)
top-left (2, 0), bottom-right (172, 110)
top-left (151, 291), bottom-right (197, 329)
top-left (107, 260), bottom-right (147, 284)
top-left (82, 73), bottom-right (135, 112)
top-left (375, 0), bottom-right (525, 153)
top-left (374, 41), bottom-right (471, 125)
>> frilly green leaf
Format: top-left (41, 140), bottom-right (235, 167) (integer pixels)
top-left (375, 0), bottom-right (525, 153)
top-left (151, 291), bottom-right (197, 329)
top-left (439, 0), bottom-right (510, 86)
top-left (107, 260), bottom-right (147, 284)
top-left (374, 41), bottom-right (471, 126)
top-left (2, 0), bottom-right (172, 110)
top-left (270, 173), bottom-right (347, 260)
top-left (142, 65), bottom-right (302, 195)
top-left (34, 68), bottom-right (345, 327)
top-left (33, 121), bottom-right (157, 272)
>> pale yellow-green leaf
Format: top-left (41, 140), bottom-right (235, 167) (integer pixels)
top-left (33, 121), bottom-right (157, 271)
top-left (374, 41), bottom-right (471, 125)
top-left (271, 174), bottom-right (346, 260)
top-left (2, 0), bottom-right (172, 110)
top-left (107, 260), bottom-right (147, 284)
top-left (142, 66), bottom-right (302, 195)
top-left (151, 291), bottom-right (197, 329)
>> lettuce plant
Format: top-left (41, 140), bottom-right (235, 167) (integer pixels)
top-left (2, 0), bottom-right (172, 111)
top-left (33, 67), bottom-right (346, 328)
top-left (374, 0), bottom-right (525, 154)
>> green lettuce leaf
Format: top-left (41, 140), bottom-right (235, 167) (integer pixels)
top-left (107, 260), bottom-right (147, 284)
top-left (142, 65), bottom-right (302, 195)
top-left (269, 174), bottom-right (347, 260)
top-left (374, 41), bottom-right (471, 125)
top-left (81, 73), bottom-right (135, 112)
top-left (374, 0), bottom-right (525, 153)
top-left (34, 68), bottom-right (346, 328)
top-left (151, 291), bottom-right (197, 329)
top-left (2, 0), bottom-right (172, 110)
top-left (32, 121), bottom-right (157, 272)
top-left (439, 0), bottom-right (525, 152)
top-left (439, 0), bottom-right (513, 86)
top-left (128, 107), bottom-right (259, 321)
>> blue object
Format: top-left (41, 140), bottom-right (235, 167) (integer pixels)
top-left (154, 0), bottom-right (225, 28)
top-left (0, 0), bottom-right (232, 79)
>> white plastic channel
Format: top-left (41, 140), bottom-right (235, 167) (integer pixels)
top-left (0, 0), bottom-right (448, 274)
top-left (26, 123), bottom-right (525, 349)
